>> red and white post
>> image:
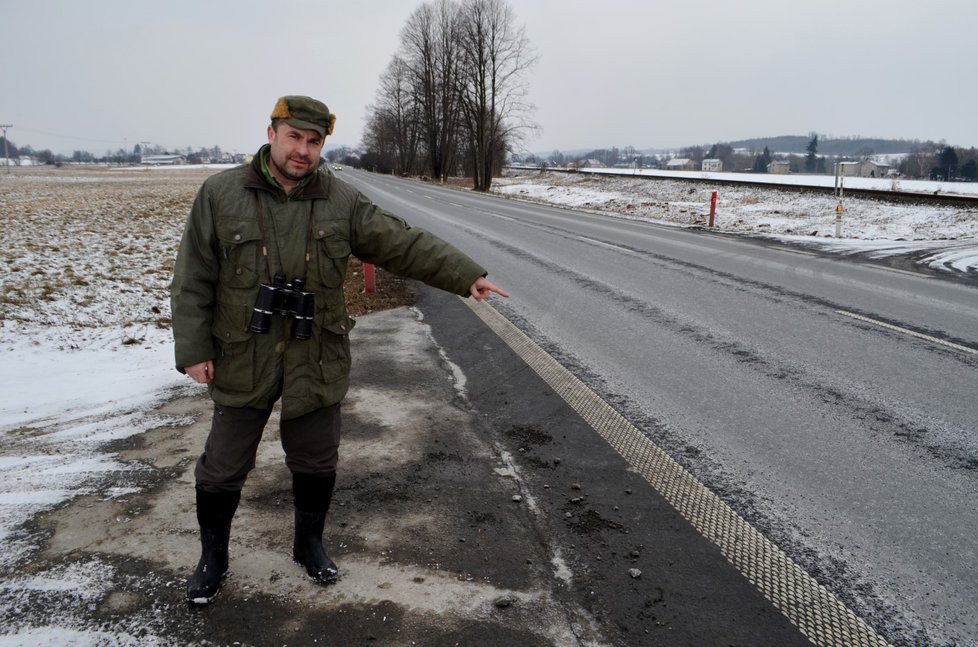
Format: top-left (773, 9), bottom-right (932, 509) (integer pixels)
top-left (363, 263), bottom-right (376, 294)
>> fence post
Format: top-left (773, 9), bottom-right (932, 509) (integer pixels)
top-left (364, 263), bottom-right (376, 294)
top-left (708, 191), bottom-right (718, 227)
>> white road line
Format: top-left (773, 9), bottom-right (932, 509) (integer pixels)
top-left (776, 247), bottom-right (817, 256)
top-left (863, 264), bottom-right (930, 278)
top-left (836, 310), bottom-right (978, 355)
top-left (574, 235), bottom-right (636, 255)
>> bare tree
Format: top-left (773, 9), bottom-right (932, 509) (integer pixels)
top-left (900, 146), bottom-right (937, 179)
top-left (363, 0), bottom-right (535, 186)
top-left (679, 145), bottom-right (705, 164)
top-left (456, 0), bottom-right (536, 190)
top-left (363, 56), bottom-right (421, 175)
top-left (398, 0), bottom-right (464, 180)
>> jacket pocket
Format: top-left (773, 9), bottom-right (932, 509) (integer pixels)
top-left (313, 224), bottom-right (351, 288)
top-left (216, 218), bottom-right (263, 290)
top-left (210, 323), bottom-right (255, 393)
top-left (318, 318), bottom-right (354, 385)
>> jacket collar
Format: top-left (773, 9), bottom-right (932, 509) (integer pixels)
top-left (244, 144), bottom-right (330, 200)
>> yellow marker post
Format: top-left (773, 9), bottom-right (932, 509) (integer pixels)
top-left (835, 202), bottom-right (843, 238)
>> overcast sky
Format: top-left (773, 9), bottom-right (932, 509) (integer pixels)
top-left (5, 0), bottom-right (977, 156)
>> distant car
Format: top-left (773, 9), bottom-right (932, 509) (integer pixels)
top-left (332, 165), bottom-right (342, 171)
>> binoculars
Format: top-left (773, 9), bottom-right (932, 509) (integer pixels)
top-left (249, 274), bottom-right (315, 340)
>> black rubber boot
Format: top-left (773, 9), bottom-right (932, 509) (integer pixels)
top-left (186, 487), bottom-right (240, 606)
top-left (292, 472), bottom-right (339, 584)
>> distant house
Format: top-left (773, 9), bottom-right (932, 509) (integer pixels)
top-left (665, 158), bottom-right (694, 170)
top-left (579, 159), bottom-right (605, 168)
top-left (767, 160), bottom-right (790, 174)
top-left (701, 158), bottom-right (723, 172)
top-left (140, 154), bottom-right (186, 166)
top-left (860, 160), bottom-right (889, 178)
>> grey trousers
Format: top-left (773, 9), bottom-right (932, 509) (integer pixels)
top-left (194, 401), bottom-right (341, 492)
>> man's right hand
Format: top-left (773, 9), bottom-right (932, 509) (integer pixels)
top-left (185, 360), bottom-right (214, 384)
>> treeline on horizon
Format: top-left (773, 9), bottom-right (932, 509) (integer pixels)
top-left (530, 135), bottom-right (953, 160)
top-left (0, 138), bottom-right (232, 166)
top-left (721, 135), bottom-right (943, 156)
top-left (516, 134), bottom-right (978, 181)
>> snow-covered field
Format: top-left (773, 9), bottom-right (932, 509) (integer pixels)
top-left (492, 169), bottom-right (978, 273)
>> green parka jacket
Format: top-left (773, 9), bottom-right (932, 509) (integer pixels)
top-left (170, 147), bottom-right (486, 419)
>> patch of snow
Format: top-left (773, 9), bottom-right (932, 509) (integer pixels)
top-left (493, 170), bottom-right (978, 273)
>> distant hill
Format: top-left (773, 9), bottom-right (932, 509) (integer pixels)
top-left (719, 135), bottom-right (937, 155)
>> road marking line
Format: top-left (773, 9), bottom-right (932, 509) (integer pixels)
top-left (465, 298), bottom-right (891, 647)
top-left (863, 264), bottom-right (930, 278)
top-left (835, 310), bottom-right (977, 356)
top-left (574, 235), bottom-right (636, 255)
top-left (777, 247), bottom-right (818, 256)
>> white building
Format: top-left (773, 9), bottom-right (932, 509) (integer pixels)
top-left (140, 154), bottom-right (186, 166)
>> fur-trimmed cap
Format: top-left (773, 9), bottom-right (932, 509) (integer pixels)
top-left (270, 96), bottom-right (336, 138)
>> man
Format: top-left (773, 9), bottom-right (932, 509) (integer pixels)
top-left (170, 95), bottom-right (507, 606)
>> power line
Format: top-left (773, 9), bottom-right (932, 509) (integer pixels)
top-left (15, 125), bottom-right (127, 146)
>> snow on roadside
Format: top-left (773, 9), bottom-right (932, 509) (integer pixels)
top-left (1, 557), bottom-right (173, 646)
top-left (492, 170), bottom-right (978, 273)
top-left (0, 320), bottom-right (199, 569)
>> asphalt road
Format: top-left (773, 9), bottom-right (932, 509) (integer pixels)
top-left (340, 168), bottom-right (978, 647)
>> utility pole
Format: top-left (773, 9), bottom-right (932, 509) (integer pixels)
top-left (0, 124), bottom-right (12, 174)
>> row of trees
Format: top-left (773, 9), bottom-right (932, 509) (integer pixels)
top-left (360, 0), bottom-right (536, 190)
top-left (899, 144), bottom-right (978, 181)
top-left (0, 138), bottom-right (100, 166)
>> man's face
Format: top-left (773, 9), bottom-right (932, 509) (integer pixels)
top-left (267, 123), bottom-right (325, 183)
